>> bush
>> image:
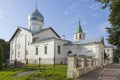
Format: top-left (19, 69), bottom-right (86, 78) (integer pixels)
top-left (0, 45), bottom-right (4, 70)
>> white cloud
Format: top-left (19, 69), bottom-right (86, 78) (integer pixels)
top-left (70, 2), bottom-right (80, 10)
top-left (64, 0), bottom-right (90, 29)
top-left (84, 30), bottom-right (89, 34)
top-left (91, 13), bottom-right (98, 17)
top-left (64, 0), bottom-right (86, 16)
top-left (89, 4), bottom-right (99, 10)
top-left (97, 22), bottom-right (111, 33)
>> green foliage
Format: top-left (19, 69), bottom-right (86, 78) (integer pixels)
top-left (107, 1), bottom-right (120, 61)
top-left (0, 45), bottom-right (4, 70)
top-left (0, 68), bottom-right (26, 80)
top-left (96, 0), bottom-right (112, 9)
top-left (96, 0), bottom-right (112, 3)
top-left (0, 65), bottom-right (72, 80)
top-left (109, 1), bottom-right (120, 27)
top-left (106, 26), bottom-right (120, 47)
top-left (97, 0), bottom-right (120, 61)
top-left (113, 47), bottom-right (120, 63)
top-left (0, 39), bottom-right (10, 66)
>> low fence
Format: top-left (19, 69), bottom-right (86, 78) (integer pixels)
top-left (67, 55), bottom-right (99, 78)
top-left (9, 58), bottom-right (67, 68)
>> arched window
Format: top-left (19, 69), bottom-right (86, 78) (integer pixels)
top-left (79, 34), bottom-right (81, 39)
top-left (36, 47), bottom-right (38, 55)
top-left (45, 46), bottom-right (47, 54)
top-left (58, 45), bottom-right (61, 54)
top-left (76, 35), bottom-right (77, 39)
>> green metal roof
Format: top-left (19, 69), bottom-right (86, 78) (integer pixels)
top-left (76, 21), bottom-right (83, 33)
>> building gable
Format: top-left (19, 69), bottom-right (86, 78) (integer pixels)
top-left (33, 27), bottom-right (60, 38)
top-left (9, 27), bottom-right (32, 42)
top-left (32, 27), bottom-right (61, 42)
top-left (9, 28), bottom-right (21, 42)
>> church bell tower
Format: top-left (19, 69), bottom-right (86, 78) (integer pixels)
top-left (28, 8), bottom-right (44, 33)
top-left (74, 21), bottom-right (85, 41)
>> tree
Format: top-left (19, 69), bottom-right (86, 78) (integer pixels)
top-left (0, 45), bottom-right (4, 70)
top-left (107, 1), bottom-right (120, 62)
top-left (0, 39), bottom-right (10, 67)
top-left (97, 0), bottom-right (120, 62)
top-left (0, 39), bottom-right (10, 61)
top-left (113, 47), bottom-right (120, 63)
top-left (96, 0), bottom-right (112, 9)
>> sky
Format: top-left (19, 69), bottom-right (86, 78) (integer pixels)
top-left (0, 0), bottom-right (110, 45)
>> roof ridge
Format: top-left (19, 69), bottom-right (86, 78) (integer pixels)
top-left (33, 27), bottom-right (61, 38)
top-left (72, 37), bottom-right (104, 45)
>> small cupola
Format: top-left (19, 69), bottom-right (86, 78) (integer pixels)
top-left (28, 8), bottom-right (44, 33)
top-left (28, 8), bottom-right (44, 23)
top-left (76, 21), bottom-right (83, 33)
top-left (74, 21), bottom-right (85, 41)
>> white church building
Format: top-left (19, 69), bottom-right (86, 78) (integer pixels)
top-left (9, 8), bottom-right (113, 67)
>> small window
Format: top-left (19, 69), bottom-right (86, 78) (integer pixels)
top-left (45, 46), bottom-right (47, 54)
top-left (107, 49), bottom-right (109, 52)
top-left (36, 47), bottom-right (38, 55)
top-left (83, 34), bottom-right (85, 39)
top-left (79, 34), bottom-right (81, 39)
top-left (76, 35), bottom-right (77, 39)
top-left (28, 41), bottom-right (30, 46)
top-left (58, 46), bottom-right (61, 54)
top-left (18, 52), bottom-right (20, 58)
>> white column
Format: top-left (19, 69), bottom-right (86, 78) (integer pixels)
top-left (81, 58), bottom-right (85, 68)
top-left (67, 55), bottom-right (77, 78)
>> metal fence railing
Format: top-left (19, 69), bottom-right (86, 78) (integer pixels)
top-left (9, 58), bottom-right (67, 68)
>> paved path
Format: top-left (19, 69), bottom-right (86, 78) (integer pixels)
top-left (77, 64), bottom-right (120, 80)
top-left (14, 70), bottom-right (38, 77)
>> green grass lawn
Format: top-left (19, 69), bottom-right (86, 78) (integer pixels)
top-left (0, 65), bottom-right (73, 80)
